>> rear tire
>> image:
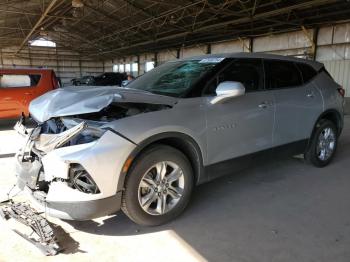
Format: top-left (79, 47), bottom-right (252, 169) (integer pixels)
top-left (305, 119), bottom-right (338, 167)
top-left (121, 145), bottom-right (193, 226)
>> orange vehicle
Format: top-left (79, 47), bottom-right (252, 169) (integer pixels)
top-left (0, 68), bottom-right (59, 119)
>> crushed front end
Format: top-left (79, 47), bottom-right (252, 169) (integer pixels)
top-left (14, 115), bottom-right (136, 220)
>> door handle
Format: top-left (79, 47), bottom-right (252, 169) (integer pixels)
top-left (259, 101), bottom-right (273, 108)
top-left (24, 92), bottom-right (33, 95)
top-left (306, 92), bottom-right (314, 98)
top-left (258, 102), bottom-right (268, 109)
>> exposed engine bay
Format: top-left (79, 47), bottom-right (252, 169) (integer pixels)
top-left (33, 102), bottom-right (170, 150)
top-left (73, 102), bottom-right (170, 122)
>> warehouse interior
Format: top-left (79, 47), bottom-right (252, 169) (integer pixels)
top-left (0, 0), bottom-right (349, 98)
top-left (1, 0), bottom-right (350, 261)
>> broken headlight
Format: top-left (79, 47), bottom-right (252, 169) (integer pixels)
top-left (73, 126), bottom-right (106, 145)
top-left (61, 117), bottom-right (107, 146)
top-left (68, 164), bottom-right (100, 194)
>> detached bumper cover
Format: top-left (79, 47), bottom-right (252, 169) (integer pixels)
top-left (0, 201), bottom-right (60, 256)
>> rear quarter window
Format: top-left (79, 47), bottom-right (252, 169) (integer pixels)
top-left (0, 74), bottom-right (41, 88)
top-left (296, 63), bottom-right (317, 83)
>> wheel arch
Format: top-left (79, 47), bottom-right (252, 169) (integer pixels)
top-left (307, 109), bottom-right (343, 151)
top-left (117, 132), bottom-right (206, 192)
top-left (313, 109), bottom-right (343, 136)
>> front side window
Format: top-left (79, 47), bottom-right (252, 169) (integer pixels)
top-left (0, 74), bottom-right (41, 88)
top-left (264, 60), bottom-right (302, 89)
top-left (127, 59), bottom-right (220, 97)
top-left (203, 58), bottom-right (263, 95)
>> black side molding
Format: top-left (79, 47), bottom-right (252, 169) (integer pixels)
top-left (205, 139), bottom-right (308, 181)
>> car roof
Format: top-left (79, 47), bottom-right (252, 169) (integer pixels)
top-left (178, 52), bottom-right (323, 71)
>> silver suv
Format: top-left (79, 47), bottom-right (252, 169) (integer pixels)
top-left (15, 53), bottom-right (345, 226)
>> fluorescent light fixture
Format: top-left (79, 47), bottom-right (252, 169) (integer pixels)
top-left (30, 38), bottom-right (56, 47)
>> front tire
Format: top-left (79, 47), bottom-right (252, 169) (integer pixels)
top-left (121, 145), bottom-right (193, 226)
top-left (305, 119), bottom-right (338, 167)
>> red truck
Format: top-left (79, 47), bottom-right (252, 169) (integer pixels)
top-left (0, 68), bottom-right (59, 119)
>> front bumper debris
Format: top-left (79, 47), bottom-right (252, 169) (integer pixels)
top-left (14, 117), bottom-right (135, 220)
top-left (0, 200), bottom-right (61, 256)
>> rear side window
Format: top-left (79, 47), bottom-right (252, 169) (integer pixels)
top-left (0, 74), bottom-right (41, 88)
top-left (296, 63), bottom-right (317, 83)
top-left (264, 60), bottom-right (302, 89)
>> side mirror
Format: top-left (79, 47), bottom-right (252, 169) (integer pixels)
top-left (211, 81), bottom-right (245, 104)
top-left (121, 80), bottom-right (130, 87)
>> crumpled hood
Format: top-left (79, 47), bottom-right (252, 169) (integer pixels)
top-left (29, 86), bottom-right (178, 123)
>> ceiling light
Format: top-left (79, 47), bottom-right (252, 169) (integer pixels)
top-left (72, 0), bottom-right (84, 8)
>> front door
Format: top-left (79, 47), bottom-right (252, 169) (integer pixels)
top-left (204, 59), bottom-right (275, 168)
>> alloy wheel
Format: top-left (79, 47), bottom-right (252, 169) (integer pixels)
top-left (316, 127), bottom-right (336, 161)
top-left (138, 161), bottom-right (185, 215)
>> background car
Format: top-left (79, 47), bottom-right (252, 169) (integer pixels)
top-left (71, 76), bottom-right (94, 86)
top-left (0, 68), bottom-right (60, 119)
top-left (92, 72), bottom-right (127, 86)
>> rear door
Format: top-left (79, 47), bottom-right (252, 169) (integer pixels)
top-left (205, 58), bottom-right (275, 167)
top-left (0, 73), bottom-right (41, 118)
top-left (295, 62), bottom-right (324, 139)
top-left (264, 60), bottom-right (323, 147)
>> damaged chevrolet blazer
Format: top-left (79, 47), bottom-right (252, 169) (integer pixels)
top-left (15, 53), bottom-right (345, 226)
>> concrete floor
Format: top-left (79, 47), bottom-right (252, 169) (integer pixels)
top-left (0, 117), bottom-right (349, 262)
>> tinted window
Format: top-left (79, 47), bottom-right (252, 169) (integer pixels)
top-left (264, 60), bottom-right (302, 89)
top-left (0, 74), bottom-right (41, 88)
top-left (203, 58), bottom-right (263, 95)
top-left (296, 63), bottom-right (317, 83)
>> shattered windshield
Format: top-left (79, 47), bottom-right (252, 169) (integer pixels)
top-left (126, 59), bottom-right (222, 97)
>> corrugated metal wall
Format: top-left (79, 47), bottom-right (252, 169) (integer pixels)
top-left (316, 23), bottom-right (350, 99)
top-left (211, 39), bottom-right (249, 53)
top-left (158, 50), bottom-right (177, 65)
top-left (3, 22), bottom-right (347, 92)
top-left (110, 22), bottom-right (350, 99)
top-left (323, 60), bottom-right (350, 95)
top-left (253, 29), bottom-right (313, 57)
top-left (0, 46), bottom-right (105, 85)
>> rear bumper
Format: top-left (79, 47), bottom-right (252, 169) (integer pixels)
top-left (26, 186), bottom-right (122, 220)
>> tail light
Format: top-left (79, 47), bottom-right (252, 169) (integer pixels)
top-left (337, 87), bottom-right (345, 97)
